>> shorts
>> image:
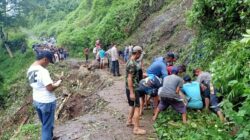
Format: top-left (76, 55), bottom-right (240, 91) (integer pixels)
top-left (100, 58), bottom-right (105, 64)
top-left (210, 93), bottom-right (220, 112)
top-left (202, 87), bottom-right (220, 112)
top-left (158, 97), bottom-right (186, 114)
top-left (126, 88), bottom-right (140, 107)
top-left (136, 85), bottom-right (158, 97)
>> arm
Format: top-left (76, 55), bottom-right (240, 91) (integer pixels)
top-left (176, 86), bottom-right (181, 94)
top-left (161, 63), bottom-right (168, 78)
top-left (46, 84), bottom-right (59, 92)
top-left (128, 73), bottom-right (135, 100)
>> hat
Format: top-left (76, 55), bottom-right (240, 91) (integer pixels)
top-left (171, 67), bottom-right (179, 74)
top-left (132, 46), bottom-right (142, 52)
top-left (183, 75), bottom-right (191, 82)
top-left (36, 51), bottom-right (54, 63)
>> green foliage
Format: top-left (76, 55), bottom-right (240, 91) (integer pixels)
top-left (13, 123), bottom-right (41, 140)
top-left (29, 0), bottom-right (166, 57)
top-left (187, 0), bottom-right (250, 40)
top-left (0, 47), bottom-right (34, 108)
top-left (154, 109), bottom-right (232, 140)
top-left (211, 30), bottom-right (250, 139)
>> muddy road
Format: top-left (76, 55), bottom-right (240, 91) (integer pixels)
top-left (53, 60), bottom-right (158, 140)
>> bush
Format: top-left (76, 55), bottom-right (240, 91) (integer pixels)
top-left (211, 30), bottom-right (250, 139)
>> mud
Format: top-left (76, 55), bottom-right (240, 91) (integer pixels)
top-left (54, 79), bottom-right (157, 140)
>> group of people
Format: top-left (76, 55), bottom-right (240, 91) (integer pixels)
top-left (27, 38), bottom-right (225, 139)
top-left (125, 46), bottom-right (224, 135)
top-left (83, 40), bottom-right (121, 76)
top-left (32, 37), bottom-right (68, 63)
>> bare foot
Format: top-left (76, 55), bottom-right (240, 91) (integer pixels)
top-left (126, 120), bottom-right (134, 127)
top-left (133, 128), bottom-right (146, 135)
top-left (152, 115), bottom-right (157, 121)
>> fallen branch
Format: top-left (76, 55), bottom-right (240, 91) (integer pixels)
top-left (10, 116), bottom-right (29, 140)
top-left (55, 93), bottom-right (72, 120)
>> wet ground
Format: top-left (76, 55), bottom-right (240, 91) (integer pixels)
top-left (54, 60), bottom-right (158, 140)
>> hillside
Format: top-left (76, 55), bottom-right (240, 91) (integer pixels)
top-left (0, 0), bottom-right (250, 139)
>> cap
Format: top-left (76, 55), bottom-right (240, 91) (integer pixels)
top-left (132, 46), bottom-right (142, 53)
top-left (36, 51), bottom-right (54, 63)
top-left (183, 75), bottom-right (191, 82)
top-left (171, 66), bottom-right (179, 74)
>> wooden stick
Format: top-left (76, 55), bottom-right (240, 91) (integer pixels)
top-left (10, 116), bottom-right (29, 140)
top-left (55, 93), bottom-right (72, 120)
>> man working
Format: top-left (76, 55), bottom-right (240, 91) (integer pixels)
top-left (193, 68), bottom-right (224, 122)
top-left (152, 67), bottom-right (187, 123)
top-left (27, 51), bottom-right (62, 140)
top-left (182, 75), bottom-right (203, 109)
top-left (125, 46), bottom-right (146, 135)
top-left (146, 53), bottom-right (175, 114)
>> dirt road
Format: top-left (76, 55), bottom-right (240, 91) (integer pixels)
top-left (54, 61), bottom-right (158, 140)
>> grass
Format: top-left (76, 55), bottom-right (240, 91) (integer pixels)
top-left (154, 109), bottom-right (233, 140)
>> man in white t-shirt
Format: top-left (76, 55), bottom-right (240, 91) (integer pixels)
top-left (27, 51), bottom-right (61, 140)
top-left (110, 44), bottom-right (121, 76)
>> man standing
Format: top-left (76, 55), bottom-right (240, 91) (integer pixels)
top-left (93, 40), bottom-right (101, 59)
top-left (27, 51), bottom-right (62, 140)
top-left (84, 47), bottom-right (89, 62)
top-left (126, 46), bottom-right (146, 135)
top-left (110, 44), bottom-right (121, 76)
top-left (98, 48), bottom-right (106, 69)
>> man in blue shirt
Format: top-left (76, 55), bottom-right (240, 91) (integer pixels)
top-left (146, 53), bottom-right (175, 114)
top-left (146, 53), bottom-right (175, 78)
top-left (182, 75), bottom-right (203, 109)
top-left (98, 48), bottom-right (106, 69)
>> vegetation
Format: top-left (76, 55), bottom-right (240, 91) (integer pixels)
top-left (0, 0), bottom-right (250, 139)
top-left (154, 109), bottom-right (232, 139)
top-left (155, 0), bottom-right (250, 139)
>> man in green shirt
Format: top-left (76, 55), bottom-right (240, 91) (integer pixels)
top-left (125, 46), bottom-right (146, 135)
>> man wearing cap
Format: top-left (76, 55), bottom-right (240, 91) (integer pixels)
top-left (152, 67), bottom-right (187, 123)
top-left (125, 46), bottom-right (146, 135)
top-left (27, 51), bottom-right (62, 140)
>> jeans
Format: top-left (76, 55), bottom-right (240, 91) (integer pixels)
top-left (112, 60), bottom-right (120, 76)
top-left (33, 101), bottom-right (56, 140)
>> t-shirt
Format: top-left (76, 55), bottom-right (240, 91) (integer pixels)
top-left (158, 74), bottom-right (183, 98)
top-left (27, 65), bottom-right (56, 103)
top-left (93, 47), bottom-right (97, 54)
top-left (167, 65), bottom-right (173, 75)
top-left (126, 60), bottom-right (139, 89)
top-left (146, 58), bottom-right (168, 78)
top-left (84, 48), bottom-right (89, 55)
top-left (182, 82), bottom-right (203, 109)
top-left (99, 49), bottom-right (106, 59)
top-left (110, 46), bottom-right (119, 61)
top-left (196, 72), bottom-right (211, 85)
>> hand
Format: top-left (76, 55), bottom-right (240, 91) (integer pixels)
top-left (201, 84), bottom-right (207, 91)
top-left (53, 80), bottom-right (62, 87)
top-left (130, 92), bottom-right (135, 101)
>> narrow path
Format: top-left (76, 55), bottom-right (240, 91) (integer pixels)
top-left (54, 62), bottom-right (158, 140)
